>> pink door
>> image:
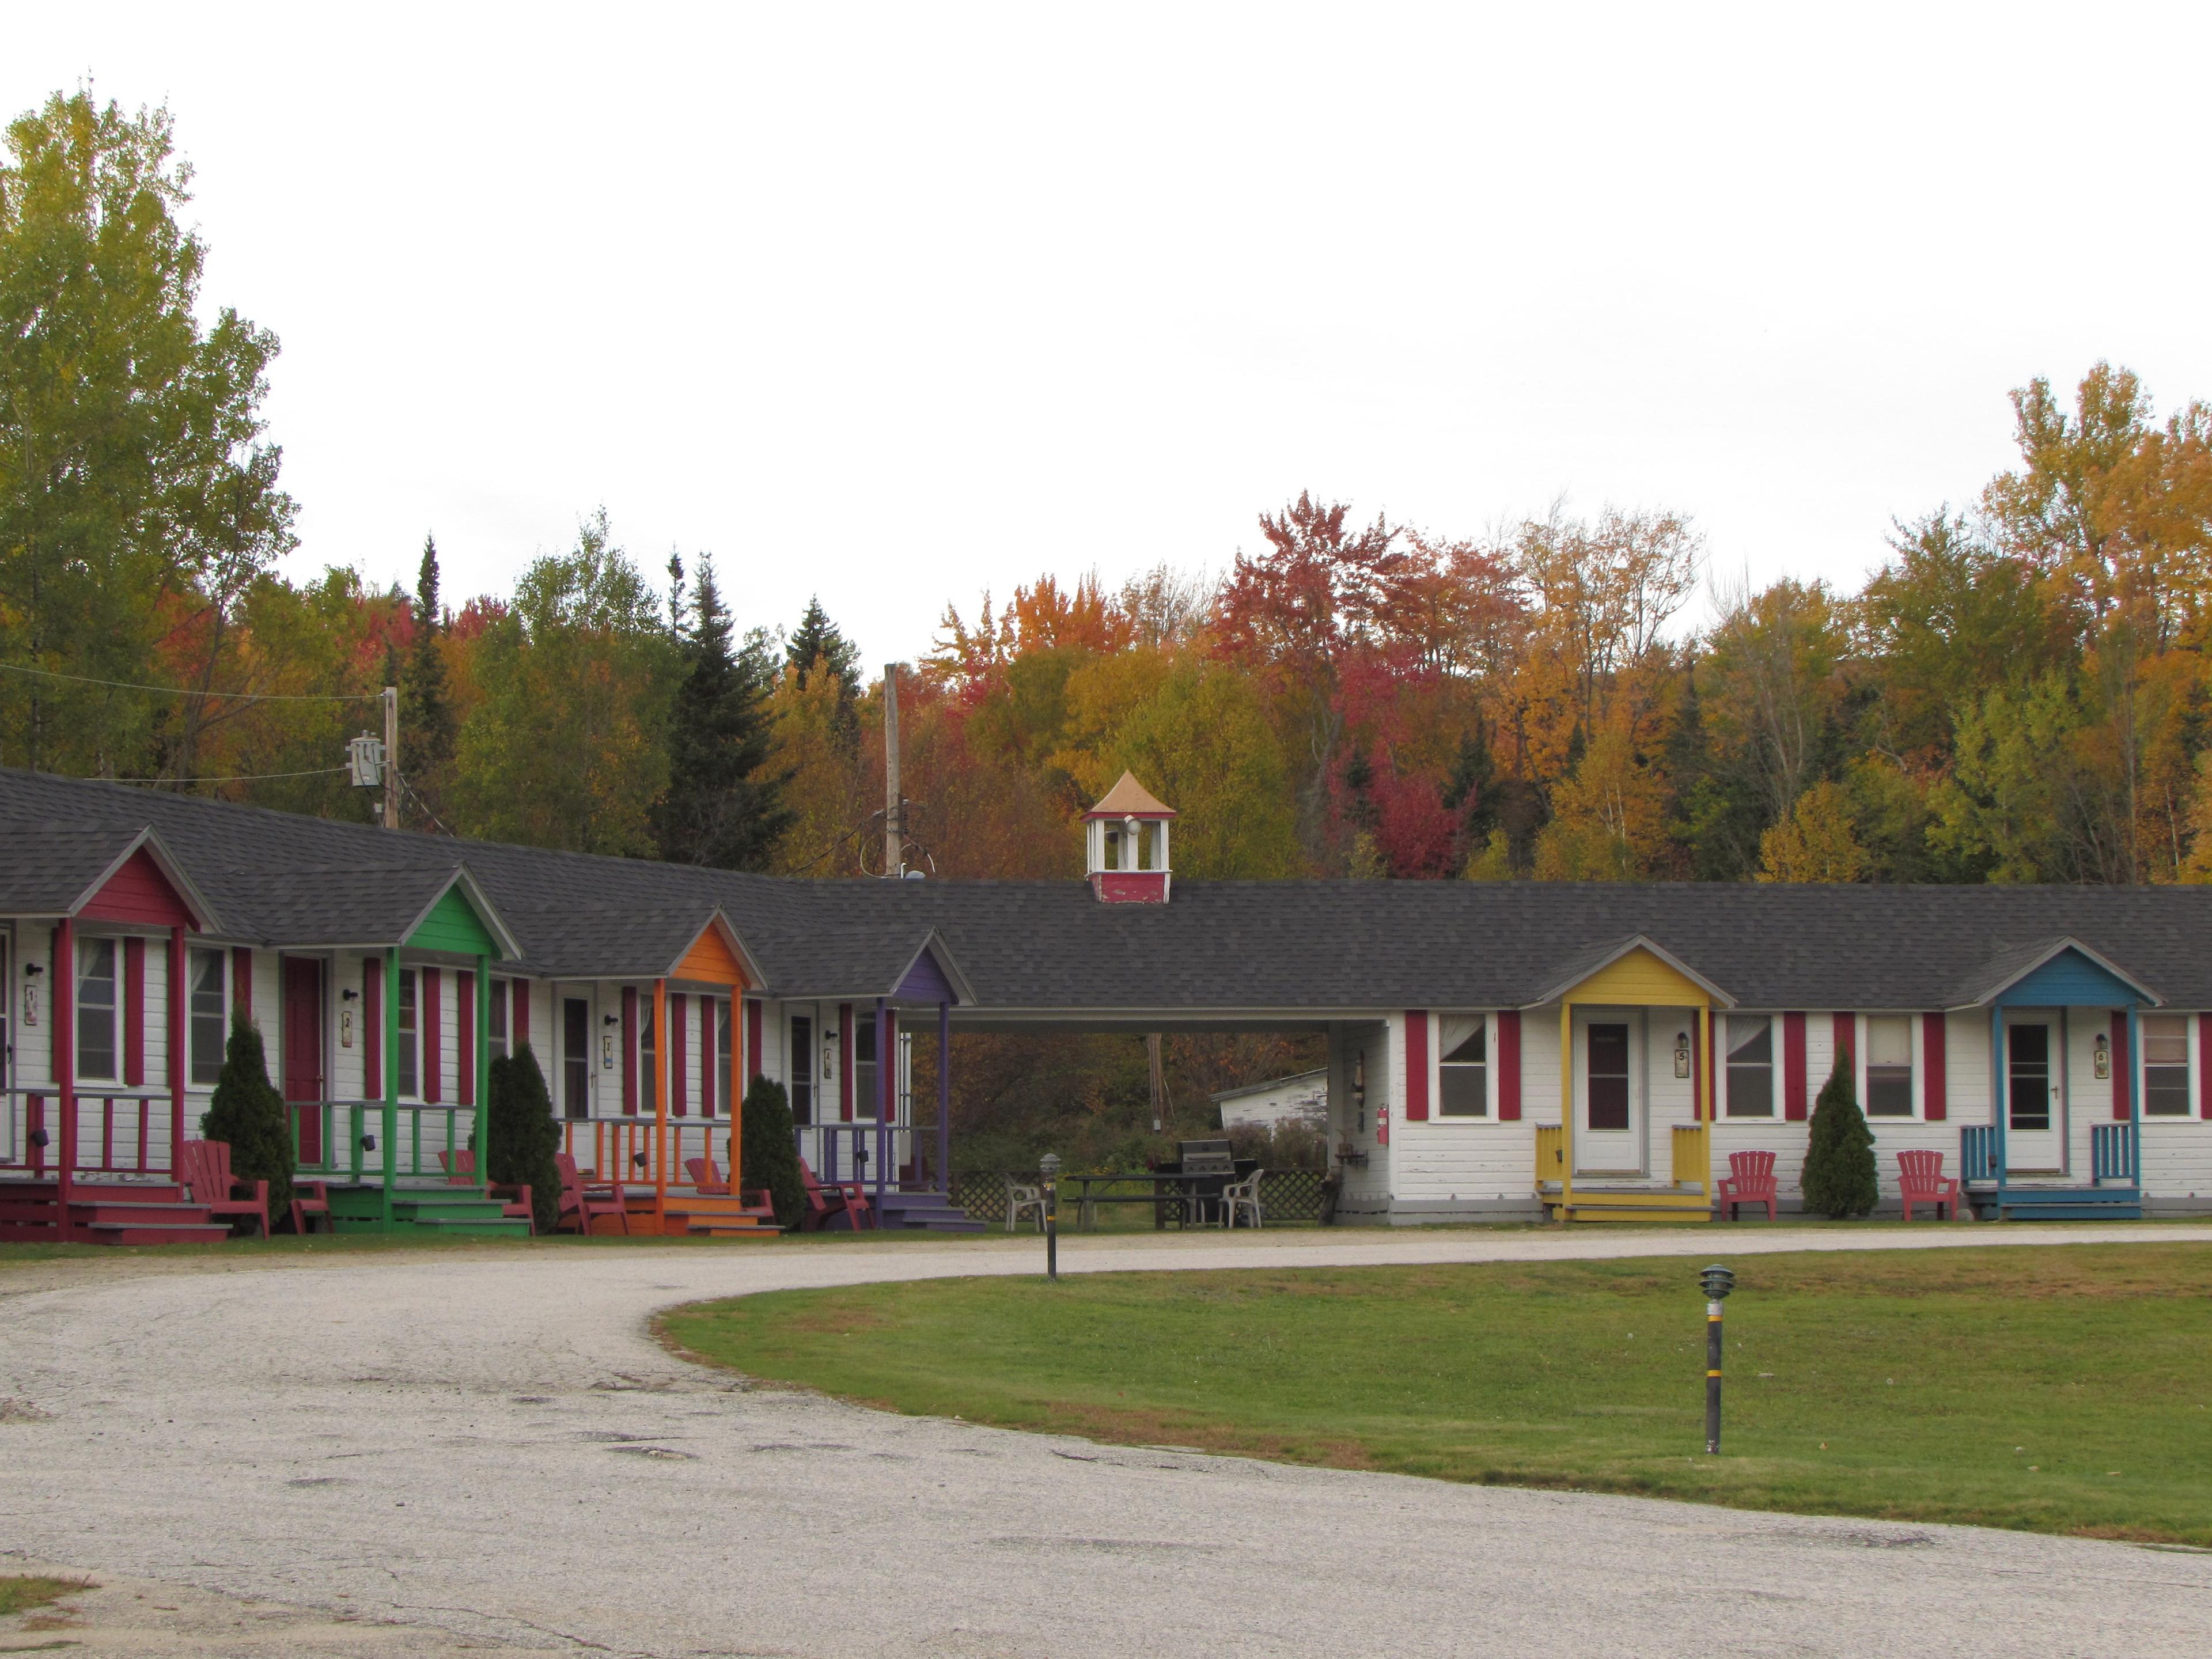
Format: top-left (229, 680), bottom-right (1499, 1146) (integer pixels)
top-left (282, 957), bottom-right (324, 1164)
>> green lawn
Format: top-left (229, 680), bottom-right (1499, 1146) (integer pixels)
top-left (0, 1575), bottom-right (92, 1618)
top-left (661, 1243), bottom-right (2212, 1545)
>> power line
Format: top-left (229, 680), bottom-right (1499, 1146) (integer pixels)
top-left (0, 660), bottom-right (381, 703)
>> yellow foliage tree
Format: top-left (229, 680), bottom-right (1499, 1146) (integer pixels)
top-left (1757, 781), bottom-right (1870, 882)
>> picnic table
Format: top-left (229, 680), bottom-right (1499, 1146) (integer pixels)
top-left (1060, 1161), bottom-right (1258, 1231)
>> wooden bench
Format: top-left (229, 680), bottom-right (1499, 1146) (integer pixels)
top-left (554, 1153), bottom-right (627, 1236)
top-left (799, 1160), bottom-right (873, 1232)
top-left (1718, 1150), bottom-right (1778, 1222)
top-left (289, 1179), bottom-right (332, 1236)
top-left (684, 1156), bottom-right (778, 1224)
top-left (1897, 1148), bottom-right (1959, 1221)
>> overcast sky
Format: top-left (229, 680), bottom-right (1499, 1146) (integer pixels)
top-left (13, 3), bottom-right (2211, 665)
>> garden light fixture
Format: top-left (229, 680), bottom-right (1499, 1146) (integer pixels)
top-left (1700, 1264), bottom-right (1735, 1453)
top-left (1040, 1152), bottom-right (1060, 1281)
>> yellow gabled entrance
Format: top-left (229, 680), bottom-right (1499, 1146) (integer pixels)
top-left (1539, 940), bottom-right (1724, 1224)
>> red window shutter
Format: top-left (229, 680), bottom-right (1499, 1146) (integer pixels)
top-left (512, 976), bottom-right (530, 1051)
top-left (2201, 1013), bottom-right (2212, 1120)
top-left (839, 1005), bottom-right (854, 1121)
top-left (746, 998), bottom-right (764, 1087)
top-left (123, 937), bottom-right (146, 1087)
top-left (621, 986), bottom-right (638, 1115)
top-left (232, 947), bottom-right (253, 1020)
top-left (422, 967), bottom-right (443, 1104)
top-left (1783, 1012), bottom-right (1808, 1122)
top-left (457, 971), bottom-right (475, 1106)
top-left (364, 959), bottom-right (382, 1099)
top-left (1830, 1012), bottom-right (1855, 1097)
top-left (1922, 1012), bottom-right (1946, 1120)
top-left (670, 994), bottom-right (689, 1118)
top-left (1404, 1012), bottom-right (1429, 1121)
top-left (1498, 1010), bottom-right (1522, 1120)
top-left (2110, 1013), bottom-right (2129, 1122)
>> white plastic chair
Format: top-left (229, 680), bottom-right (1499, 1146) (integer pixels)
top-left (1004, 1174), bottom-right (1047, 1233)
top-left (1221, 1167), bottom-right (1264, 1229)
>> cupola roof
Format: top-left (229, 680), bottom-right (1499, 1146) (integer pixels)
top-left (1084, 772), bottom-right (1176, 820)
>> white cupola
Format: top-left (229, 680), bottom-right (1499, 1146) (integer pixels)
top-left (1084, 772), bottom-right (1176, 903)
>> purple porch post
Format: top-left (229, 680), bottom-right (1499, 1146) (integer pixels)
top-left (874, 998), bottom-right (889, 1202)
top-left (937, 1000), bottom-right (950, 1193)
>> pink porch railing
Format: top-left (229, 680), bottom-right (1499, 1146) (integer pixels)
top-left (2, 1092), bottom-right (180, 1177)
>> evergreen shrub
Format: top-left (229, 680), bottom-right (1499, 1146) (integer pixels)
top-left (200, 1012), bottom-right (293, 1225)
top-left (1800, 1054), bottom-right (1878, 1218)
top-left (487, 1047), bottom-right (563, 1234)
top-left (740, 1074), bottom-right (805, 1230)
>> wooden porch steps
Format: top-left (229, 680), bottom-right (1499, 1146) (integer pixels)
top-left (324, 1183), bottom-right (532, 1237)
top-left (1544, 1186), bottom-right (1714, 1225)
top-left (0, 1179), bottom-right (233, 1245)
top-left (627, 1192), bottom-right (781, 1238)
top-left (1972, 1184), bottom-right (2143, 1222)
top-left (873, 1190), bottom-right (987, 1233)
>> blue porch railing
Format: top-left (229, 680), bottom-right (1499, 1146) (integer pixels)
top-left (1959, 1124), bottom-right (2000, 1183)
top-left (2090, 1122), bottom-right (2137, 1185)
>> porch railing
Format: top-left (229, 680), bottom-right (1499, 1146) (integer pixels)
top-left (1, 1090), bottom-right (181, 1178)
top-left (291, 1101), bottom-right (479, 1183)
top-left (1533, 1124), bottom-right (1565, 1186)
top-left (559, 1116), bottom-right (730, 1187)
top-left (1670, 1123), bottom-right (1710, 1187)
top-left (2090, 1122), bottom-right (2137, 1185)
top-left (812, 1121), bottom-right (916, 1190)
top-left (1959, 1124), bottom-right (2000, 1183)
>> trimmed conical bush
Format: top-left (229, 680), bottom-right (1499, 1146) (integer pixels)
top-left (488, 1046), bottom-right (563, 1234)
top-left (1800, 1054), bottom-right (1878, 1218)
top-left (200, 1011), bottom-right (294, 1224)
top-left (740, 1075), bottom-right (805, 1231)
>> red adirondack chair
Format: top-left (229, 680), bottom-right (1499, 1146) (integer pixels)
top-left (179, 1139), bottom-right (271, 1238)
top-left (289, 1179), bottom-right (332, 1236)
top-left (684, 1156), bottom-right (776, 1218)
top-left (554, 1153), bottom-right (628, 1236)
top-left (1896, 1149), bottom-right (1960, 1221)
top-left (798, 1159), bottom-right (874, 1232)
top-left (437, 1149), bottom-right (535, 1233)
top-left (1718, 1150), bottom-right (1779, 1222)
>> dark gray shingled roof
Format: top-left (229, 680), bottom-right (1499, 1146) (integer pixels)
top-left (0, 822), bottom-right (161, 914)
top-left (9, 765), bottom-right (2212, 1012)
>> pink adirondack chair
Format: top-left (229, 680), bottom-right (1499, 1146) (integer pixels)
top-left (684, 1157), bottom-right (777, 1220)
top-left (435, 1149), bottom-right (535, 1232)
top-left (289, 1179), bottom-right (332, 1236)
top-left (179, 1139), bottom-right (271, 1238)
top-left (1897, 1149), bottom-right (1960, 1221)
top-left (798, 1159), bottom-right (874, 1232)
top-left (554, 1153), bottom-right (627, 1236)
top-left (1718, 1150), bottom-right (1778, 1222)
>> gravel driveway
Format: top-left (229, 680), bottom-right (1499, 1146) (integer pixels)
top-left (2, 1222), bottom-right (2207, 1657)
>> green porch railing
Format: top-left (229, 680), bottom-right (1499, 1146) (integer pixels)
top-left (289, 1100), bottom-right (478, 1183)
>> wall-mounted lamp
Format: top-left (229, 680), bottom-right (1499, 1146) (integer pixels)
top-left (22, 961), bottom-right (43, 976)
top-left (341, 987), bottom-right (359, 1002)
top-left (603, 1013), bottom-right (619, 1027)
top-left (1675, 1031), bottom-right (1692, 1080)
top-left (2093, 1032), bottom-right (2111, 1081)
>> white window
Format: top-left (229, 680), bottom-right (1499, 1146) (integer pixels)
top-left (488, 978), bottom-right (509, 1060)
top-left (1866, 1016), bottom-right (1914, 1118)
top-left (854, 1016), bottom-right (878, 1120)
top-left (1724, 1016), bottom-right (1772, 1118)
top-left (2141, 1015), bottom-right (2191, 1116)
top-left (190, 948), bottom-right (228, 1086)
top-left (639, 995), bottom-right (657, 1115)
top-left (713, 999), bottom-right (733, 1118)
top-left (787, 1013), bottom-right (815, 1126)
top-left (397, 969), bottom-right (419, 1098)
top-left (1439, 1020), bottom-right (1488, 1116)
top-left (76, 938), bottom-right (119, 1081)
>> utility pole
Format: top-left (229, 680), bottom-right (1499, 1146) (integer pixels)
top-left (382, 684), bottom-right (400, 831)
top-left (882, 662), bottom-right (903, 877)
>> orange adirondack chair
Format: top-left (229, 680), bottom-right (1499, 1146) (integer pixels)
top-left (436, 1149), bottom-right (535, 1233)
top-left (684, 1156), bottom-right (777, 1219)
top-left (1718, 1150), bottom-right (1778, 1222)
top-left (179, 1139), bottom-right (271, 1238)
top-left (554, 1152), bottom-right (628, 1236)
top-left (289, 1179), bottom-right (332, 1236)
top-left (798, 1159), bottom-right (874, 1232)
top-left (1896, 1149), bottom-right (1960, 1221)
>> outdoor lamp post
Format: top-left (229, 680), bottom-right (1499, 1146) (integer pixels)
top-left (1700, 1263), bottom-right (1736, 1454)
top-left (1040, 1153), bottom-right (1060, 1281)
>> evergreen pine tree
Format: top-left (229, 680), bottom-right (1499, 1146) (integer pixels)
top-left (739, 1074), bottom-right (806, 1230)
top-left (200, 1011), bottom-right (293, 1224)
top-left (486, 1046), bottom-right (563, 1235)
top-left (400, 536), bottom-right (457, 820)
top-left (653, 556), bottom-right (794, 869)
top-left (787, 596), bottom-right (860, 689)
top-left (1800, 1054), bottom-right (1878, 1218)
top-left (1444, 720), bottom-right (1499, 844)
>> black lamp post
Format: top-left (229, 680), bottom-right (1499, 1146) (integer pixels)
top-left (1699, 1263), bottom-right (1736, 1454)
top-left (1040, 1152), bottom-right (1060, 1281)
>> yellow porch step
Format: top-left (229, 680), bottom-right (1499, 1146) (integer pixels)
top-left (1549, 1187), bottom-right (1714, 1224)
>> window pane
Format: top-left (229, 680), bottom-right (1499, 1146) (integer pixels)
top-left (1726, 1063), bottom-right (1772, 1118)
top-left (1867, 1069), bottom-right (1914, 1116)
top-left (1441, 1026), bottom-right (1486, 1065)
top-left (1727, 1018), bottom-right (1770, 1066)
top-left (2141, 1016), bottom-right (2188, 1065)
top-left (77, 938), bottom-right (118, 1080)
top-left (488, 978), bottom-right (508, 1059)
top-left (640, 999), bottom-right (657, 1113)
top-left (397, 971), bottom-right (418, 1098)
top-left (716, 1001), bottom-right (733, 1115)
top-left (1867, 1016), bottom-right (1912, 1069)
top-left (788, 1016), bottom-right (814, 1126)
top-left (191, 949), bottom-right (227, 1086)
top-left (1439, 1065), bottom-right (1487, 1116)
top-left (2145, 1066), bottom-right (2191, 1116)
